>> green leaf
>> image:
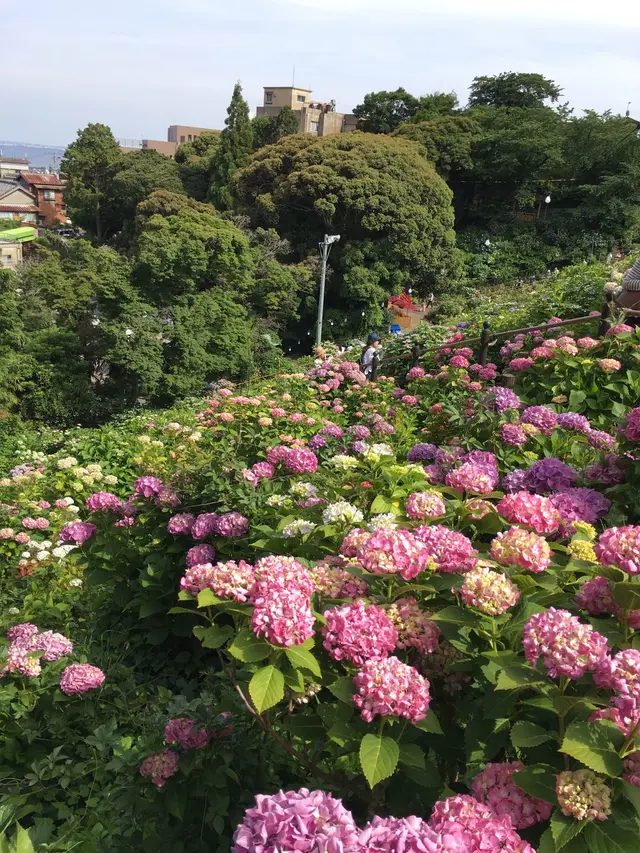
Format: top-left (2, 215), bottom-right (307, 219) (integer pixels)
top-left (550, 809), bottom-right (586, 850)
top-left (511, 720), bottom-right (555, 748)
top-left (329, 676), bottom-right (354, 704)
top-left (569, 390), bottom-right (587, 408)
top-left (192, 625), bottom-right (233, 649)
top-left (428, 606), bottom-right (479, 626)
top-left (285, 646), bottom-right (321, 677)
top-left (15, 824), bottom-right (35, 853)
top-left (414, 710), bottom-right (443, 734)
top-left (248, 666), bottom-right (285, 714)
top-left (618, 779), bottom-right (640, 819)
top-left (613, 582), bottom-right (640, 613)
top-left (359, 734), bottom-right (399, 788)
top-left (512, 764), bottom-right (558, 804)
top-left (166, 786), bottom-right (187, 820)
top-left (228, 629), bottom-right (271, 663)
top-left (560, 721), bottom-right (623, 777)
top-left (496, 665), bottom-right (545, 691)
top-left (197, 589), bottom-right (220, 608)
top-left (584, 820), bottom-right (639, 853)
top-left (399, 743), bottom-right (426, 769)
top-left (370, 495), bottom-right (393, 514)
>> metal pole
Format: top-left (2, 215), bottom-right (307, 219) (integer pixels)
top-left (315, 236), bottom-right (329, 347)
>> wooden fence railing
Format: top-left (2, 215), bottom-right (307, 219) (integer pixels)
top-left (370, 293), bottom-right (616, 382)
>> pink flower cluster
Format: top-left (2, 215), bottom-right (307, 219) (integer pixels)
top-left (322, 601), bottom-right (398, 666)
top-left (2, 624), bottom-right (73, 678)
top-left (167, 513), bottom-right (196, 535)
top-left (460, 565), bottom-right (520, 615)
top-left (139, 748), bottom-right (180, 788)
top-left (428, 794), bottom-right (534, 853)
top-left (86, 492), bottom-right (124, 513)
top-left (233, 789), bottom-right (360, 853)
top-left (309, 557), bottom-right (368, 599)
top-left (496, 492), bottom-right (560, 535)
top-left (446, 462), bottom-right (498, 495)
top-left (283, 448), bottom-right (318, 474)
top-left (520, 405), bottom-right (558, 435)
top-left (186, 544), bottom-right (215, 567)
top-left (164, 717), bottom-right (211, 750)
top-left (191, 511), bottom-right (249, 539)
top-left (415, 525), bottom-right (478, 574)
top-left (523, 608), bottom-right (609, 680)
top-left (357, 528), bottom-right (431, 580)
top-left (59, 521), bottom-right (97, 545)
top-left (251, 556), bottom-right (315, 647)
top-left (353, 656), bottom-right (431, 723)
top-left (576, 576), bottom-right (640, 629)
top-left (59, 664), bottom-right (105, 695)
top-left (22, 516), bottom-right (50, 530)
top-left (490, 526), bottom-right (551, 573)
top-left (472, 762), bottom-right (553, 828)
top-left (181, 559), bottom-right (254, 601)
top-left (500, 423), bottom-right (528, 446)
top-left (134, 476), bottom-right (164, 498)
top-left (622, 408), bottom-right (640, 442)
top-left (388, 596), bottom-right (440, 654)
top-left (405, 491), bottom-right (446, 520)
top-left (595, 526), bottom-right (640, 575)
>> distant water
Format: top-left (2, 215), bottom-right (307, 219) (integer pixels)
top-left (0, 143), bottom-right (66, 170)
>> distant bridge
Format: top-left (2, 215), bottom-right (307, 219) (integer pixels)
top-left (0, 140), bottom-right (65, 151)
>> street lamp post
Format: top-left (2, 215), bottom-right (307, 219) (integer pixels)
top-left (315, 234), bottom-right (340, 347)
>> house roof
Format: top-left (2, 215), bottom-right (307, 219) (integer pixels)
top-left (0, 205), bottom-right (39, 213)
top-left (0, 180), bottom-right (36, 202)
top-left (20, 172), bottom-right (65, 188)
top-left (0, 157), bottom-right (29, 165)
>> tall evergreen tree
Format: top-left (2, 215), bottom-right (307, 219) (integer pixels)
top-left (209, 82), bottom-right (253, 210)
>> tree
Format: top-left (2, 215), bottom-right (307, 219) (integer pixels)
top-left (232, 132), bottom-right (458, 329)
top-left (394, 116), bottom-right (481, 179)
top-left (353, 88), bottom-right (420, 134)
top-left (252, 106), bottom-right (301, 150)
top-left (101, 149), bottom-right (184, 242)
top-left (468, 72), bottom-right (562, 109)
top-left (412, 92), bottom-right (459, 122)
top-left (61, 123), bottom-right (121, 242)
top-left (175, 132), bottom-right (221, 201)
top-left (209, 82), bottom-right (253, 209)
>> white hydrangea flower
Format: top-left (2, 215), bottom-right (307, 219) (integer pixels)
top-left (52, 544), bottom-right (78, 559)
top-left (56, 456), bottom-right (78, 470)
top-left (36, 551), bottom-right (50, 561)
top-left (68, 578), bottom-right (83, 588)
top-left (267, 495), bottom-right (288, 507)
top-left (137, 435), bottom-right (151, 444)
top-left (330, 454), bottom-right (360, 470)
top-left (103, 475), bottom-right (118, 485)
top-left (369, 443), bottom-right (395, 456)
top-left (290, 482), bottom-right (318, 499)
top-left (282, 519), bottom-right (317, 538)
top-left (322, 501), bottom-right (364, 526)
top-left (368, 513), bottom-right (398, 531)
top-left (8, 607), bottom-right (20, 616)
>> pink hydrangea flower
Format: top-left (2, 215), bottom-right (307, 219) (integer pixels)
top-left (6, 623), bottom-right (38, 642)
top-left (523, 608), bottom-right (609, 680)
top-left (59, 664), bottom-right (105, 695)
top-left (520, 405), bottom-right (557, 435)
top-left (267, 445), bottom-right (289, 465)
top-left (465, 499), bottom-right (495, 519)
top-left (472, 761), bottom-right (553, 828)
top-left (599, 358), bottom-right (621, 373)
top-left (191, 512), bottom-right (219, 540)
top-left (353, 657), bottom-right (430, 723)
top-left (309, 557), bottom-right (368, 599)
top-left (576, 576), bottom-right (615, 615)
top-left (388, 596), bottom-right (440, 654)
top-left (496, 492), bottom-right (560, 535)
top-left (446, 462), bottom-right (498, 495)
top-left (407, 366), bottom-right (426, 379)
top-left (509, 357), bottom-right (534, 372)
top-left (283, 448), bottom-right (318, 474)
top-left (414, 525), bottom-right (477, 574)
top-left (139, 748), bottom-right (180, 788)
top-left (232, 789), bottom-right (360, 853)
top-left (500, 423), bottom-right (528, 446)
top-left (429, 794), bottom-right (535, 853)
top-left (623, 752), bottom-right (640, 788)
top-left (622, 408), bottom-right (640, 442)
top-left (86, 492), bottom-right (123, 513)
top-left (58, 521), bottom-right (96, 545)
top-left (164, 718), bottom-right (211, 750)
top-left (215, 512), bottom-right (249, 538)
top-left (460, 565), bottom-right (520, 615)
top-left (577, 337), bottom-right (599, 349)
top-left (181, 560), bottom-right (254, 601)
top-left (595, 526), bottom-right (640, 574)
top-left (357, 529), bottom-right (431, 580)
top-left (134, 476), bottom-right (164, 498)
top-left (322, 601), bottom-right (397, 666)
top-left (405, 492), bottom-right (446, 520)
top-left (186, 544), bottom-right (215, 567)
top-left (167, 513), bottom-right (196, 535)
top-left (358, 816), bottom-right (444, 852)
top-left (556, 769), bottom-right (611, 821)
top-left (606, 323), bottom-right (634, 336)
top-left (595, 648), bottom-right (640, 695)
top-left (490, 526), bottom-right (552, 573)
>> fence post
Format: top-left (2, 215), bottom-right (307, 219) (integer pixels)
top-left (500, 372), bottom-right (516, 389)
top-left (598, 292), bottom-right (614, 337)
top-left (479, 321), bottom-right (491, 367)
top-left (371, 352), bottom-right (379, 382)
top-left (411, 343), bottom-right (420, 369)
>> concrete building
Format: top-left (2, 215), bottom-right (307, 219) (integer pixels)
top-left (0, 226), bottom-right (36, 270)
top-left (256, 87), bottom-right (357, 137)
top-left (168, 125), bottom-right (216, 146)
top-left (0, 157), bottom-right (30, 179)
top-left (0, 181), bottom-right (38, 224)
top-left (120, 125), bottom-right (219, 158)
top-left (18, 172), bottom-right (66, 227)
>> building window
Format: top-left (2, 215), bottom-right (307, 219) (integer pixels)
top-left (265, 92), bottom-right (273, 104)
top-left (311, 120), bottom-right (320, 132)
top-left (43, 190), bottom-right (56, 201)
top-left (188, 135), bottom-right (192, 141)
top-left (297, 94), bottom-right (306, 103)
top-left (180, 136), bottom-right (185, 144)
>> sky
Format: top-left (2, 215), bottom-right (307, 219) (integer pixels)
top-left (3, 0), bottom-right (640, 147)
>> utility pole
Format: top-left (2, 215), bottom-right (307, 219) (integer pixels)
top-left (315, 234), bottom-right (340, 347)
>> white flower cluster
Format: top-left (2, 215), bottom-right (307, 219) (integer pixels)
top-left (52, 544), bottom-right (78, 560)
top-left (57, 456), bottom-right (79, 470)
top-left (329, 454), bottom-right (360, 470)
top-left (364, 443), bottom-right (395, 462)
top-left (267, 494), bottom-right (289, 508)
top-left (322, 501), bottom-right (364, 526)
top-left (368, 513), bottom-right (398, 531)
top-left (289, 482), bottom-right (318, 499)
top-left (282, 519), bottom-right (317, 538)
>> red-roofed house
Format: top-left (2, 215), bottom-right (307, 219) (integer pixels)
top-left (18, 173), bottom-right (66, 227)
top-left (0, 180), bottom-right (38, 225)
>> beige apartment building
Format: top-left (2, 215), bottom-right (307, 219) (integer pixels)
top-left (121, 125), bottom-right (218, 158)
top-left (256, 87), bottom-right (357, 136)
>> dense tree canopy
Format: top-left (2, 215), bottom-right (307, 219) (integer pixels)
top-left (232, 132), bottom-right (458, 329)
top-left (394, 116), bottom-right (480, 179)
top-left (468, 72), bottom-right (562, 108)
top-left (209, 82), bottom-right (253, 210)
top-left (252, 106), bottom-right (300, 149)
top-left (175, 132), bottom-right (220, 201)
